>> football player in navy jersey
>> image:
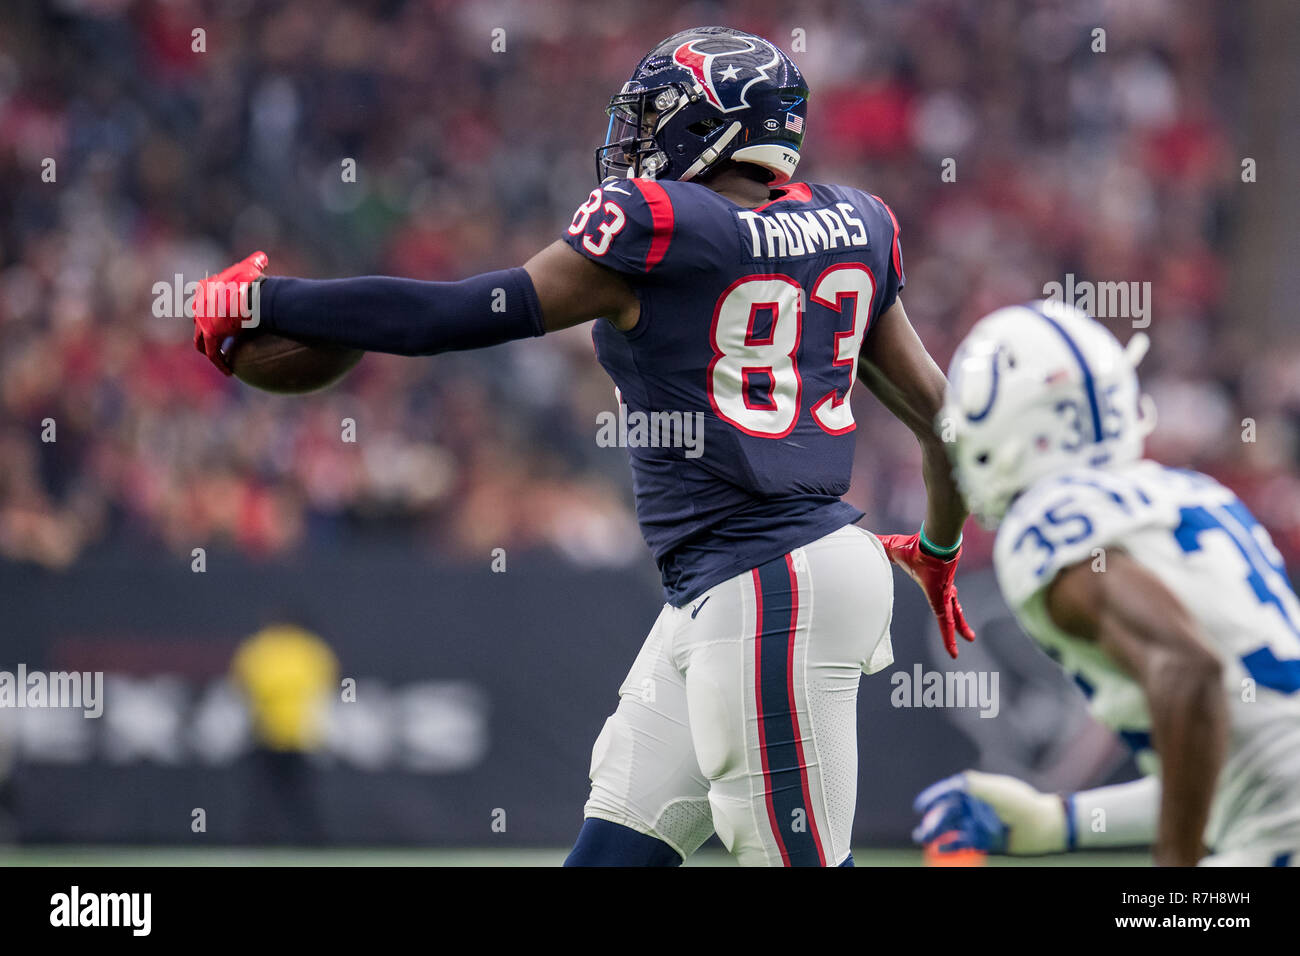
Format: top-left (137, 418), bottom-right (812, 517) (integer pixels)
top-left (193, 26), bottom-right (975, 866)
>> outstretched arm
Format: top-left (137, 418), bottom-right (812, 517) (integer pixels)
top-left (192, 242), bottom-right (638, 372)
top-left (1047, 550), bottom-right (1227, 866)
top-left (523, 240), bottom-right (640, 333)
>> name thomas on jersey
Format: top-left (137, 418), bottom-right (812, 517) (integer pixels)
top-left (735, 202), bottom-right (870, 260)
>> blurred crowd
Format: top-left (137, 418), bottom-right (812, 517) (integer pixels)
top-left (2, 0), bottom-right (1297, 573)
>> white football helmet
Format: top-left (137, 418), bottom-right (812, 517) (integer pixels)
top-left (941, 299), bottom-right (1157, 526)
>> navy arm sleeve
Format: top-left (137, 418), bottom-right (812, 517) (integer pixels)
top-left (258, 266), bottom-right (545, 356)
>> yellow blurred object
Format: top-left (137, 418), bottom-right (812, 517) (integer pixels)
top-left (231, 624), bottom-right (339, 752)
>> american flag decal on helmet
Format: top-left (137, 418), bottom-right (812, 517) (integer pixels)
top-left (784, 112), bottom-right (803, 134)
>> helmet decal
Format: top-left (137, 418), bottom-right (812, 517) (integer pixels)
top-left (962, 344), bottom-right (1003, 423)
top-left (671, 36), bottom-right (781, 113)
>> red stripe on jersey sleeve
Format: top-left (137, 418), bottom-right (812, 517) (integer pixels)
top-left (633, 179), bottom-right (675, 271)
top-left (870, 193), bottom-right (902, 280)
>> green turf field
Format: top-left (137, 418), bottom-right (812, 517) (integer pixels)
top-left (0, 846), bottom-right (1151, 866)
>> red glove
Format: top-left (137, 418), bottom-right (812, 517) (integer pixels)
top-left (878, 532), bottom-right (976, 659)
top-left (191, 251), bottom-right (268, 374)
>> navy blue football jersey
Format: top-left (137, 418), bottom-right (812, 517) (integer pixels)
top-left (563, 178), bottom-right (905, 605)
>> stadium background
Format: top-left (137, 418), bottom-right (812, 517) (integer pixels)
top-left (0, 0), bottom-right (1296, 864)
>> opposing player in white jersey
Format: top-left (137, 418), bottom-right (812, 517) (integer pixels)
top-left (912, 300), bottom-right (1300, 866)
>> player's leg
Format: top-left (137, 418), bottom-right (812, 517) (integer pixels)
top-left (564, 818), bottom-right (685, 866)
top-left (678, 525), bottom-right (894, 866)
top-left (565, 606), bottom-right (714, 866)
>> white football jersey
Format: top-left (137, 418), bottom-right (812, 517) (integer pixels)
top-left (995, 460), bottom-right (1300, 854)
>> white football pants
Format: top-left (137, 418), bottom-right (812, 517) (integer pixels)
top-left (583, 523), bottom-right (895, 866)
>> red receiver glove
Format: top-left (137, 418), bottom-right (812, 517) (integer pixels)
top-left (191, 251), bottom-right (268, 374)
top-left (878, 533), bottom-right (976, 659)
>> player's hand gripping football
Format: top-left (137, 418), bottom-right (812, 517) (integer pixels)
top-left (877, 532), bottom-right (975, 658)
top-left (191, 251), bottom-right (269, 374)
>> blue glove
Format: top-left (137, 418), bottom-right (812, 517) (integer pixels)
top-left (912, 774), bottom-right (1009, 853)
top-left (912, 771), bottom-right (1072, 856)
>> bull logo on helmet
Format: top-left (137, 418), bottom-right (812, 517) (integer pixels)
top-left (672, 36), bottom-right (781, 113)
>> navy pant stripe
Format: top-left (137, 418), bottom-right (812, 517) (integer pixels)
top-left (753, 553), bottom-right (826, 866)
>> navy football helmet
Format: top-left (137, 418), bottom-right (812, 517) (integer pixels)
top-left (596, 26), bottom-right (809, 184)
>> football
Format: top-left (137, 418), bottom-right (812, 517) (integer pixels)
top-left (224, 332), bottom-right (363, 394)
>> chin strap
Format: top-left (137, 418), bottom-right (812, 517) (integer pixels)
top-left (677, 121), bottom-right (743, 182)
